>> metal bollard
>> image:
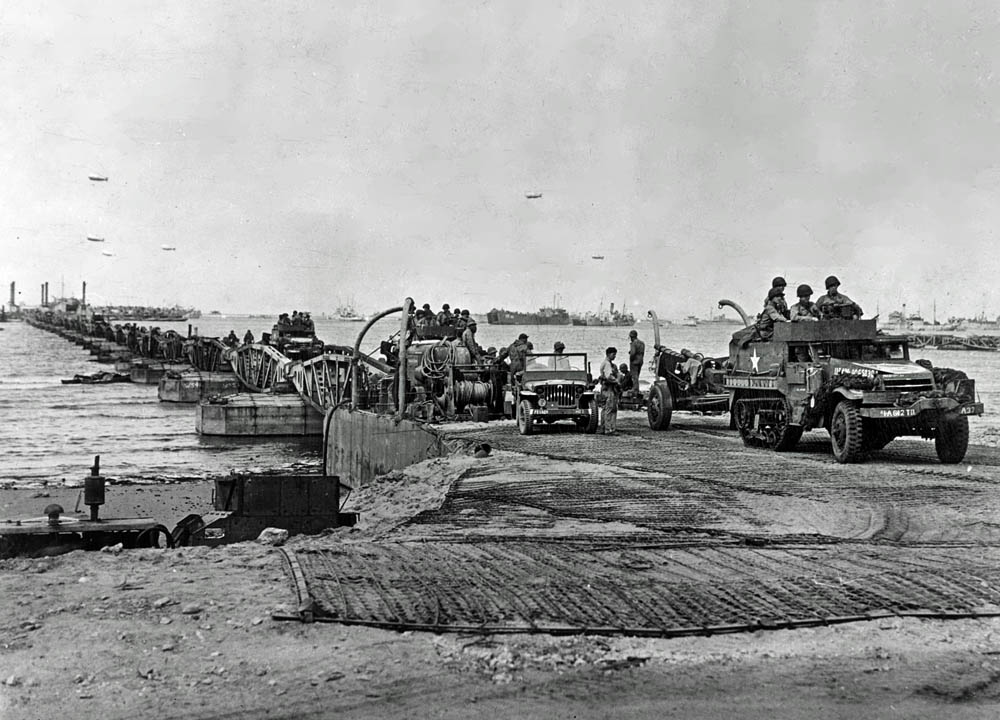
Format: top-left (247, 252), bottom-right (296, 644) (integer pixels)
top-left (83, 455), bottom-right (105, 522)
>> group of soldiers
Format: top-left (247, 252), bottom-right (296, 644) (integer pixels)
top-left (755, 275), bottom-right (863, 340)
top-left (277, 310), bottom-right (315, 333)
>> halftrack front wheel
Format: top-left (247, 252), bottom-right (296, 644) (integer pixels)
top-left (647, 383), bottom-right (673, 431)
top-left (830, 401), bottom-right (864, 463)
top-left (935, 414), bottom-right (969, 464)
top-left (517, 399), bottom-right (535, 436)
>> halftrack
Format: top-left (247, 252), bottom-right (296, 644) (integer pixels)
top-left (723, 319), bottom-right (983, 463)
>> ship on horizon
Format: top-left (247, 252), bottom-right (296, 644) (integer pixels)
top-left (486, 306), bottom-right (571, 325)
top-left (570, 302), bottom-right (636, 327)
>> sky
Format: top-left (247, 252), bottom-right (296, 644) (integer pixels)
top-left (2, 0), bottom-right (1000, 320)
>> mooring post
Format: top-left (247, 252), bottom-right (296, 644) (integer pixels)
top-left (84, 455), bottom-right (105, 522)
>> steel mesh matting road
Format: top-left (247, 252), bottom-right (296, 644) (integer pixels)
top-left (288, 414), bottom-right (1000, 634)
top-left (292, 542), bottom-right (1000, 635)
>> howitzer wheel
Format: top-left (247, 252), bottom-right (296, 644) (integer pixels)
top-left (517, 399), bottom-right (535, 436)
top-left (830, 401), bottom-right (864, 463)
top-left (647, 383), bottom-right (673, 431)
top-left (935, 414), bottom-right (969, 464)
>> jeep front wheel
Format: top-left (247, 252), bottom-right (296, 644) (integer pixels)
top-left (935, 414), bottom-right (969, 464)
top-left (830, 401), bottom-right (864, 463)
top-left (584, 399), bottom-right (600, 434)
top-left (647, 383), bottom-right (673, 431)
top-left (517, 399), bottom-right (535, 436)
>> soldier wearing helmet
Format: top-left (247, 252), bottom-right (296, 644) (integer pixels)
top-left (790, 284), bottom-right (820, 322)
top-left (550, 340), bottom-right (571, 370)
top-left (815, 276), bottom-right (863, 320)
top-left (763, 276), bottom-right (790, 319)
top-left (755, 286), bottom-right (791, 340)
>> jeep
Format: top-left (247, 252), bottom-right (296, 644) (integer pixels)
top-left (513, 352), bottom-right (600, 435)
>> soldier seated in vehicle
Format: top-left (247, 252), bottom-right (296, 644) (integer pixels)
top-left (790, 284), bottom-right (820, 321)
top-left (816, 276), bottom-right (863, 320)
top-left (619, 363), bottom-right (635, 394)
top-left (756, 287), bottom-right (790, 340)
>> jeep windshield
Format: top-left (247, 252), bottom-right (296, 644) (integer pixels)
top-left (524, 353), bottom-right (586, 372)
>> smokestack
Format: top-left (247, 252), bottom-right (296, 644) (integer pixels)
top-left (82, 281), bottom-right (86, 307)
top-left (45, 282), bottom-right (49, 305)
top-left (9, 281), bottom-right (14, 308)
top-left (610, 302), bottom-right (615, 314)
top-left (41, 283), bottom-right (45, 305)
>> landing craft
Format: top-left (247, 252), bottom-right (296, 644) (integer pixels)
top-left (86, 236), bottom-right (105, 243)
top-left (161, 245), bottom-right (176, 251)
top-left (88, 175), bottom-right (109, 182)
top-left (101, 251), bottom-right (114, 257)
top-left (525, 193), bottom-right (542, 199)
top-left (592, 255), bottom-right (605, 260)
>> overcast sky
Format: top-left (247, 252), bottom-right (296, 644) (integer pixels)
top-left (2, 1), bottom-right (1000, 319)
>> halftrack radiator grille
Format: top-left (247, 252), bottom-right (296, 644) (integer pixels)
top-left (882, 376), bottom-right (934, 394)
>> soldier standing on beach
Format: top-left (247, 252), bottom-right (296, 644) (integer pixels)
top-left (628, 330), bottom-right (645, 392)
top-left (599, 346), bottom-right (621, 436)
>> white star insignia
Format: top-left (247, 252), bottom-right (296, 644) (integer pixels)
top-left (750, 348), bottom-right (761, 373)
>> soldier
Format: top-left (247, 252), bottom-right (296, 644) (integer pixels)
top-left (599, 347), bottom-right (621, 435)
top-left (242, 329), bottom-right (254, 345)
top-left (756, 287), bottom-right (790, 340)
top-left (436, 303), bottom-right (452, 326)
top-left (455, 309), bottom-right (469, 332)
top-left (790, 284), bottom-right (820, 322)
top-left (816, 276), bottom-right (863, 320)
top-left (225, 330), bottom-right (239, 346)
top-left (765, 276), bottom-right (790, 318)
top-left (550, 340), bottom-right (571, 370)
top-left (628, 329), bottom-right (645, 390)
top-left (618, 363), bottom-right (634, 394)
top-left (506, 332), bottom-right (530, 380)
top-left (460, 320), bottom-right (481, 363)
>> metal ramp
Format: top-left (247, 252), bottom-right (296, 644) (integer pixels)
top-left (229, 343), bottom-right (292, 392)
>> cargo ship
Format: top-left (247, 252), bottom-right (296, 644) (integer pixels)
top-left (486, 306), bottom-right (571, 325)
top-left (570, 302), bottom-right (636, 327)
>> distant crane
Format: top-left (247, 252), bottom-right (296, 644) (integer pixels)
top-left (88, 174), bottom-right (109, 182)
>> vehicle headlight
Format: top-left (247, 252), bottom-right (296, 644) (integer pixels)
top-left (538, 398), bottom-right (547, 408)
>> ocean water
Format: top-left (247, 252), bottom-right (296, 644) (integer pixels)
top-left (2, 313), bottom-right (998, 487)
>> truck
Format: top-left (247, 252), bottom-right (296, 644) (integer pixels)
top-left (723, 317), bottom-right (983, 463)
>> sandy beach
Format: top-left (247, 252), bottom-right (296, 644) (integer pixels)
top-left (5, 439), bottom-right (1000, 720)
